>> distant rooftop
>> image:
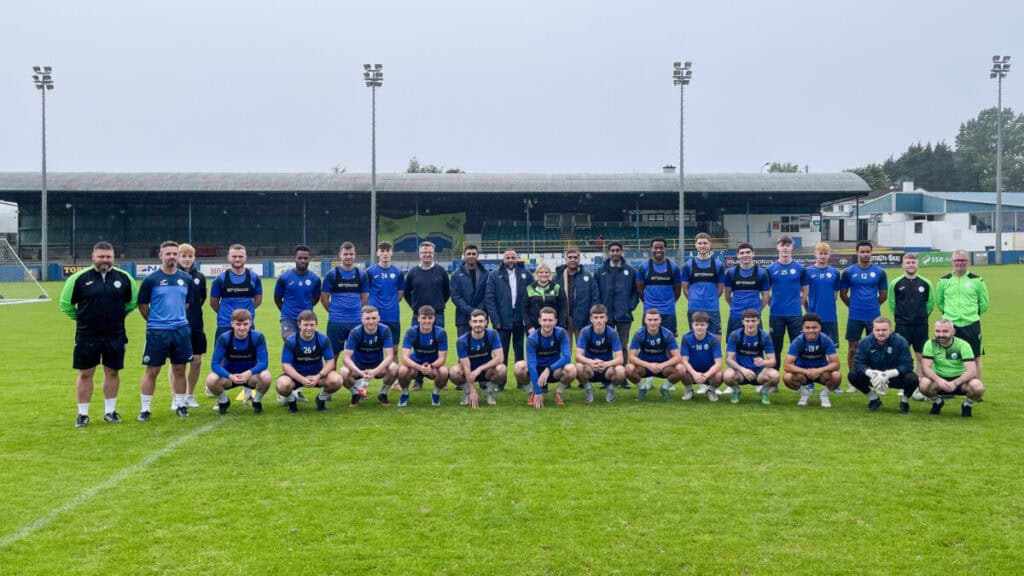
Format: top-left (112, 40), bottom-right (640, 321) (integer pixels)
top-left (0, 172), bottom-right (869, 195)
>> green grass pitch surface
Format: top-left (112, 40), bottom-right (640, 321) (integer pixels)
top-left (2, 265), bottom-right (1023, 574)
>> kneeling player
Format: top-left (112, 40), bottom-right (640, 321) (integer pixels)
top-left (679, 311), bottom-right (723, 401)
top-left (918, 318), bottom-right (984, 417)
top-left (275, 310), bottom-right (344, 412)
top-left (782, 313), bottom-right (841, 408)
top-left (450, 309), bottom-right (506, 408)
top-left (849, 316), bottom-right (918, 412)
top-left (723, 309), bottom-right (779, 405)
top-left (397, 306), bottom-right (450, 407)
top-left (575, 305), bottom-right (626, 403)
top-left (206, 309), bottom-right (272, 414)
top-left (625, 309), bottom-right (683, 401)
top-left (515, 307), bottom-right (576, 408)
top-left (340, 306), bottom-right (399, 408)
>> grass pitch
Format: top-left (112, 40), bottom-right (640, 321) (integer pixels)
top-left (1, 265), bottom-right (1023, 575)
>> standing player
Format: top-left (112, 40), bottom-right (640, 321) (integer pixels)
top-left (396, 306), bottom-right (450, 407)
top-left (723, 243), bottom-right (771, 337)
top-left (625, 309), bottom-right (683, 401)
top-left (484, 249), bottom-right (532, 390)
top-left (840, 241), bottom-right (888, 391)
top-left (889, 252), bottom-right (934, 379)
top-left (450, 244), bottom-right (489, 337)
top-left (595, 241), bottom-right (639, 349)
top-left (404, 241), bottom-right (450, 330)
top-left (60, 241), bottom-right (138, 428)
top-left (919, 318), bottom-right (985, 417)
top-left (210, 243), bottom-right (262, 339)
top-left (805, 242), bottom-right (841, 351)
top-left (515, 307), bottom-right (576, 408)
top-left (767, 235), bottom-right (808, 385)
top-left (274, 244), bottom-right (321, 340)
top-left (722, 309), bottom-right (779, 405)
top-left (936, 249), bottom-right (989, 378)
top-left (171, 243), bottom-right (206, 409)
top-left (555, 248), bottom-right (600, 341)
top-left (782, 313), bottom-right (841, 408)
top-left (321, 241), bottom-right (368, 357)
top-left (635, 237), bottom-right (683, 335)
top-left (205, 309), bottom-right (272, 415)
top-left (340, 306), bottom-right (398, 408)
top-left (275, 310), bottom-right (343, 413)
top-left (363, 241), bottom-right (405, 341)
top-left (575, 304), bottom-right (626, 404)
top-left (678, 311), bottom-right (724, 402)
top-left (848, 317), bottom-right (917, 412)
top-left (137, 241), bottom-right (194, 421)
top-left (450, 309), bottom-right (507, 408)
top-left (681, 232), bottom-right (726, 337)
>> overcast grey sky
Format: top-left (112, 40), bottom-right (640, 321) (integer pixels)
top-left (2, 0), bottom-right (1020, 175)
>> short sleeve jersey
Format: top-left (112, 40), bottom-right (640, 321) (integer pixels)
top-left (767, 260), bottom-right (808, 317)
top-left (922, 337), bottom-right (975, 379)
top-left (681, 257), bottom-right (725, 311)
top-left (456, 329), bottom-right (503, 371)
top-left (576, 325), bottom-right (623, 362)
top-left (323, 267), bottom-right (368, 324)
top-left (629, 326), bottom-right (678, 363)
top-left (281, 331), bottom-right (334, 376)
top-left (637, 259), bottom-right (681, 315)
top-left (725, 265), bottom-right (770, 318)
top-left (364, 264), bottom-right (405, 323)
top-left (788, 333), bottom-right (837, 369)
top-left (840, 264), bottom-right (888, 322)
top-left (402, 325), bottom-right (448, 364)
top-left (806, 265), bottom-right (841, 322)
top-left (138, 270), bottom-right (193, 330)
top-left (210, 269), bottom-right (262, 328)
top-left (274, 269), bottom-right (321, 321)
top-left (680, 332), bottom-right (722, 372)
top-left (346, 325), bottom-right (394, 366)
top-left (727, 328), bottom-right (774, 370)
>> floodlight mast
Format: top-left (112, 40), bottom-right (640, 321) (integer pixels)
top-left (991, 55), bottom-right (1010, 264)
top-left (364, 64), bottom-right (383, 257)
top-left (32, 66), bottom-right (54, 281)
top-left (673, 61), bottom-right (692, 262)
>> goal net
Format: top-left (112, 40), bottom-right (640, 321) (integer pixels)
top-left (0, 239), bottom-right (51, 304)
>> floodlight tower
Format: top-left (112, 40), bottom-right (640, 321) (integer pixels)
top-left (364, 63), bottom-right (383, 258)
top-left (32, 66), bottom-right (54, 280)
top-left (673, 61), bottom-right (692, 261)
top-left (991, 55), bottom-right (1011, 264)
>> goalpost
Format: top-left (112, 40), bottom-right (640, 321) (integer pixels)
top-left (0, 239), bottom-right (51, 304)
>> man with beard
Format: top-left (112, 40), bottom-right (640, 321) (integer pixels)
top-left (137, 241), bottom-right (194, 421)
top-left (60, 241), bottom-right (138, 428)
top-left (636, 237), bottom-right (682, 336)
top-left (848, 317), bottom-right (917, 413)
top-left (451, 244), bottom-right (489, 338)
top-left (595, 241), bottom-right (639, 350)
top-left (555, 248), bottom-right (600, 342)
top-left (918, 318), bottom-right (985, 417)
top-left (485, 249), bottom-right (532, 390)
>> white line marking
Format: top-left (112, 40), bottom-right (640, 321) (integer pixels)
top-left (0, 419), bottom-right (223, 550)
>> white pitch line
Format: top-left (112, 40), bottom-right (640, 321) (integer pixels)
top-left (0, 418), bottom-right (223, 551)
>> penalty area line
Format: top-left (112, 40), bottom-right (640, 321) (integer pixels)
top-left (0, 418), bottom-right (223, 551)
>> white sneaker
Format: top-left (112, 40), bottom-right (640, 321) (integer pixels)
top-left (820, 392), bottom-right (832, 408)
top-left (844, 386), bottom-right (857, 394)
top-left (641, 377), bottom-right (654, 390)
top-left (707, 388), bottom-right (718, 402)
top-left (169, 401), bottom-right (178, 412)
top-left (186, 395), bottom-right (199, 408)
top-left (912, 389), bottom-right (927, 402)
top-left (755, 385), bottom-right (763, 394)
top-left (696, 383), bottom-right (709, 394)
top-left (797, 387), bottom-right (812, 406)
top-left (681, 387), bottom-right (694, 401)
top-left (204, 386), bottom-right (216, 398)
top-left (276, 393), bottom-right (287, 406)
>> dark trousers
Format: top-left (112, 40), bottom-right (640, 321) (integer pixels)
top-left (611, 321), bottom-right (632, 350)
top-left (499, 325), bottom-right (527, 374)
top-left (850, 371), bottom-right (920, 396)
top-left (769, 315), bottom-right (803, 360)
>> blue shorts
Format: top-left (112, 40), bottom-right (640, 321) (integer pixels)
top-left (280, 318), bottom-right (299, 340)
top-left (735, 365), bottom-right (764, 385)
top-left (327, 321), bottom-right (360, 356)
top-left (143, 326), bottom-right (193, 366)
top-left (845, 318), bottom-right (874, 342)
top-left (821, 322), bottom-right (839, 345)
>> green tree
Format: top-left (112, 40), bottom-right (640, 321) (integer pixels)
top-left (767, 162), bottom-right (800, 173)
top-left (407, 156), bottom-right (464, 174)
top-left (847, 163), bottom-right (890, 192)
top-left (954, 107), bottom-right (1024, 192)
